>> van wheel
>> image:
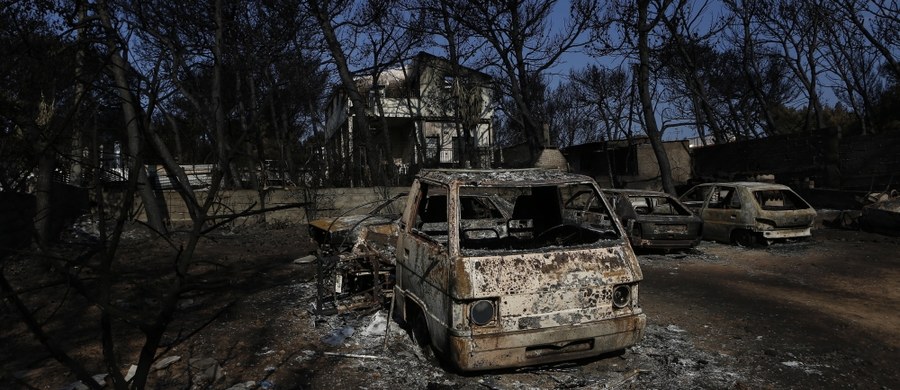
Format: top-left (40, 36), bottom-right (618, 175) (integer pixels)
top-left (408, 307), bottom-right (436, 362)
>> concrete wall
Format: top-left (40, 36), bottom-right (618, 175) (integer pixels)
top-left (839, 132), bottom-right (900, 190)
top-left (133, 187), bottom-right (407, 225)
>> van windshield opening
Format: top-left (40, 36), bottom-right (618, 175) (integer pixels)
top-left (458, 183), bottom-right (621, 254)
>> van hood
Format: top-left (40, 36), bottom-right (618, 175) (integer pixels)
top-left (454, 245), bottom-right (642, 298)
top-left (453, 245), bottom-right (643, 330)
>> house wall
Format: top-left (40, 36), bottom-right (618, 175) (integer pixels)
top-left (422, 121), bottom-right (493, 164)
top-left (565, 141), bottom-right (693, 190)
top-left (322, 54), bottom-right (496, 180)
top-left (373, 97), bottom-right (418, 117)
top-left (626, 141), bottom-right (693, 190)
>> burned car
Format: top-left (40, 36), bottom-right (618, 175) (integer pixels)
top-left (394, 169), bottom-right (645, 371)
top-left (308, 193), bottom-right (408, 252)
top-left (602, 189), bottom-right (702, 250)
top-left (308, 193), bottom-right (408, 313)
top-left (680, 182), bottom-right (816, 247)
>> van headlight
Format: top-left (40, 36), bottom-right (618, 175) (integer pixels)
top-left (470, 299), bottom-right (495, 326)
top-left (612, 285), bottom-right (631, 308)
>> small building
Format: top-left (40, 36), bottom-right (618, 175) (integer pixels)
top-left (562, 138), bottom-right (693, 190)
top-left (321, 52), bottom-right (496, 186)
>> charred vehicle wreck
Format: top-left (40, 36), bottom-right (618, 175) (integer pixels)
top-left (310, 169), bottom-right (646, 371)
top-left (603, 189), bottom-right (703, 251)
top-left (680, 182), bottom-right (817, 247)
top-left (308, 194), bottom-right (407, 314)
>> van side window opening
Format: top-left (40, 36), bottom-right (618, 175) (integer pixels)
top-left (458, 183), bottom-right (620, 253)
top-left (412, 183), bottom-right (450, 246)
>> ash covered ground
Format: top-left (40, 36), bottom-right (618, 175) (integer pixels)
top-left (2, 224), bottom-right (898, 389)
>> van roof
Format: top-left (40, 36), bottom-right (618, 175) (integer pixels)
top-left (418, 169), bottom-right (594, 186)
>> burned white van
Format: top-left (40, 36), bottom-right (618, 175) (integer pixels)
top-left (393, 169), bottom-right (646, 371)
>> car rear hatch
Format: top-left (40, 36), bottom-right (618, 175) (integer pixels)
top-left (751, 189), bottom-right (817, 229)
top-left (635, 215), bottom-right (702, 239)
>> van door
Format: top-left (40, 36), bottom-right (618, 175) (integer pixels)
top-left (396, 181), bottom-right (453, 351)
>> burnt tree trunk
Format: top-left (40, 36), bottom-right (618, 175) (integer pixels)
top-left (637, 0), bottom-right (677, 195)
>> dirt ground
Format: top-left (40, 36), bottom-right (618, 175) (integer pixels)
top-left (2, 222), bottom-right (899, 389)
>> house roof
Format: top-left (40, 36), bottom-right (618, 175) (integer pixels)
top-left (348, 51), bottom-right (492, 84)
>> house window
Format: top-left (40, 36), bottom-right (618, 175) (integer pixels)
top-left (426, 136), bottom-right (439, 161)
top-left (443, 76), bottom-right (454, 90)
top-left (452, 136), bottom-right (462, 163)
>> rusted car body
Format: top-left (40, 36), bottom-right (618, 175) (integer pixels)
top-left (680, 182), bottom-right (816, 246)
top-left (308, 193), bottom-right (408, 251)
top-left (308, 194), bottom-right (407, 314)
top-left (394, 169), bottom-right (646, 371)
top-left (603, 189), bottom-right (703, 250)
top-left (860, 195), bottom-right (900, 236)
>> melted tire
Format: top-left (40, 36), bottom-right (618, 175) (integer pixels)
top-left (733, 230), bottom-right (762, 248)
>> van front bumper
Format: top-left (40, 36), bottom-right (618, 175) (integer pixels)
top-left (448, 313), bottom-right (646, 371)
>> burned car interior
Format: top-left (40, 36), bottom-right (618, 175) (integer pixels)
top-left (412, 182), bottom-right (620, 252)
top-left (622, 194), bottom-right (693, 217)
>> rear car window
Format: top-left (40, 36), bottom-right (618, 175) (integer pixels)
top-left (627, 195), bottom-right (691, 216)
top-left (752, 190), bottom-right (811, 210)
